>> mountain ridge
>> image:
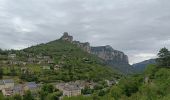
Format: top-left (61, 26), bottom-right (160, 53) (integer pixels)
top-left (60, 32), bottom-right (133, 73)
top-left (133, 59), bottom-right (156, 73)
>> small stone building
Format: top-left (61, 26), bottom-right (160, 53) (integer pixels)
top-left (56, 83), bottom-right (81, 97)
top-left (0, 79), bottom-right (14, 90)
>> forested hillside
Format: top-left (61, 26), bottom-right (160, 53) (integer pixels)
top-left (61, 47), bottom-right (170, 100)
top-left (0, 39), bottom-right (121, 83)
top-left (23, 39), bottom-right (121, 82)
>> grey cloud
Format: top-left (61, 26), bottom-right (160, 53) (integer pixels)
top-left (0, 0), bottom-right (170, 64)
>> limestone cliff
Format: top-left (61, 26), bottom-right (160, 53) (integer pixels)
top-left (60, 32), bottom-right (133, 73)
top-left (90, 45), bottom-right (133, 73)
top-left (60, 32), bottom-right (73, 42)
top-left (73, 41), bottom-right (91, 53)
top-left (91, 45), bottom-right (129, 64)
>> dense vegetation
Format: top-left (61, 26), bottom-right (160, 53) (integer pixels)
top-left (0, 40), bottom-right (121, 83)
top-left (156, 47), bottom-right (170, 67)
top-left (59, 48), bottom-right (170, 100)
top-left (23, 40), bottom-right (121, 82)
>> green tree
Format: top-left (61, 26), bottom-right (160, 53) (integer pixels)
top-left (0, 67), bottom-right (3, 79)
top-left (10, 67), bottom-right (17, 76)
top-left (111, 86), bottom-right (123, 100)
top-left (12, 94), bottom-right (22, 100)
top-left (157, 47), bottom-right (170, 67)
top-left (98, 90), bottom-right (106, 96)
top-left (39, 90), bottom-right (47, 100)
top-left (46, 93), bottom-right (59, 100)
top-left (23, 90), bottom-right (34, 100)
top-left (42, 84), bottom-right (54, 93)
top-left (93, 93), bottom-right (100, 100)
top-left (82, 86), bottom-right (94, 95)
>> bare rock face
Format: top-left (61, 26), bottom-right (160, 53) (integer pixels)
top-left (60, 32), bottom-right (129, 64)
top-left (91, 45), bottom-right (129, 64)
top-left (60, 32), bottom-right (91, 53)
top-left (60, 32), bottom-right (73, 42)
top-left (60, 32), bottom-right (133, 73)
top-left (73, 41), bottom-right (91, 53)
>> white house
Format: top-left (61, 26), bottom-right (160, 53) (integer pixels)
top-left (0, 79), bottom-right (14, 90)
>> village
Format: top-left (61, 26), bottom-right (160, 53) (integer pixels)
top-left (0, 53), bottom-right (118, 98)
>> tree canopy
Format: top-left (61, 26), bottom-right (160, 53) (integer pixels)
top-left (157, 47), bottom-right (170, 67)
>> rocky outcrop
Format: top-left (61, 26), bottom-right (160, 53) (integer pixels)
top-left (91, 45), bottom-right (133, 73)
top-left (60, 32), bottom-right (73, 42)
top-left (60, 32), bottom-right (133, 73)
top-left (73, 41), bottom-right (91, 53)
top-left (61, 33), bottom-right (91, 53)
top-left (91, 45), bottom-right (129, 64)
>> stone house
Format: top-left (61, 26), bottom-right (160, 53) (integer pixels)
top-left (28, 58), bottom-right (36, 64)
top-left (75, 80), bottom-right (86, 89)
top-left (56, 83), bottom-right (65, 91)
top-left (9, 60), bottom-right (18, 65)
top-left (24, 82), bottom-right (39, 96)
top-left (83, 81), bottom-right (96, 89)
top-left (2, 84), bottom-right (24, 96)
top-left (0, 79), bottom-right (15, 90)
top-left (2, 88), bottom-right (13, 96)
top-left (63, 85), bottom-right (81, 97)
top-left (56, 83), bottom-right (81, 97)
top-left (13, 85), bottom-right (24, 96)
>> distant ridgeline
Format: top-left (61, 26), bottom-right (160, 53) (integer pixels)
top-left (133, 59), bottom-right (156, 73)
top-left (60, 32), bottom-right (133, 73)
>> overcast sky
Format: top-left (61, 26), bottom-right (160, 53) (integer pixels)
top-left (0, 0), bottom-right (170, 64)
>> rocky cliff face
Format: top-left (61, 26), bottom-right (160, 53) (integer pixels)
top-left (91, 45), bottom-right (132, 73)
top-left (60, 32), bottom-right (133, 73)
top-left (60, 32), bottom-right (73, 42)
top-left (73, 41), bottom-right (91, 53)
top-left (91, 45), bottom-right (129, 64)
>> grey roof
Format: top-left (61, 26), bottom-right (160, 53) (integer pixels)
top-left (64, 84), bottom-right (80, 91)
top-left (14, 85), bottom-right (23, 92)
top-left (25, 82), bottom-right (38, 89)
top-left (3, 79), bottom-right (14, 84)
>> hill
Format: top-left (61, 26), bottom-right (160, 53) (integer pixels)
top-left (133, 59), bottom-right (156, 73)
top-left (60, 32), bottom-right (133, 73)
top-left (8, 36), bottom-right (121, 82)
top-left (57, 47), bottom-right (170, 100)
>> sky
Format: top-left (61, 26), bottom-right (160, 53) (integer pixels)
top-left (0, 0), bottom-right (170, 64)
